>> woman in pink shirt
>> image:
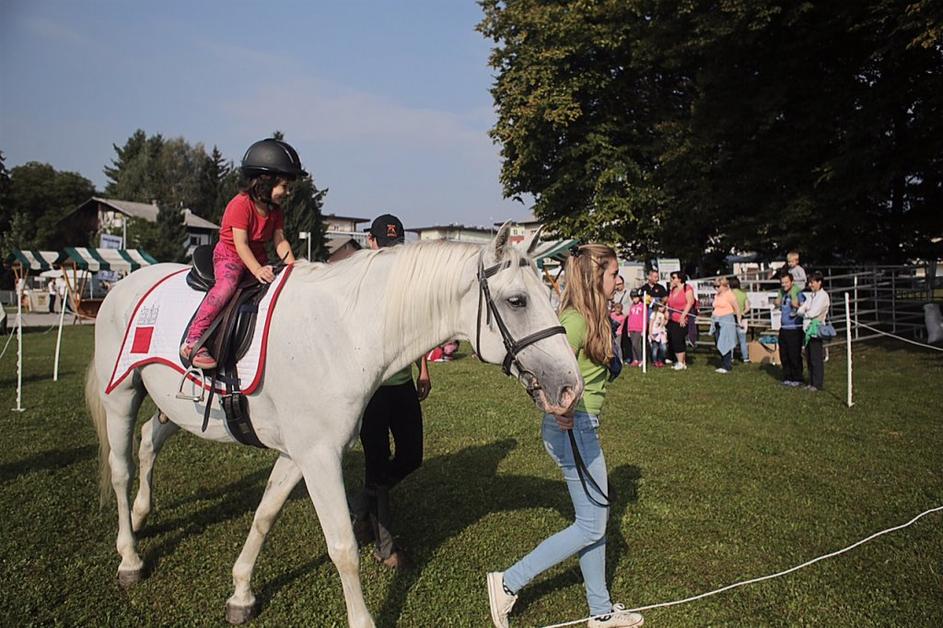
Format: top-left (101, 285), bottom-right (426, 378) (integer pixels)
top-left (180, 138), bottom-right (305, 369)
top-left (666, 271), bottom-right (695, 370)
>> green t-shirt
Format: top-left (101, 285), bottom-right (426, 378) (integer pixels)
top-left (732, 288), bottom-right (748, 313)
top-left (383, 365), bottom-right (413, 387)
top-left (560, 308), bottom-right (608, 416)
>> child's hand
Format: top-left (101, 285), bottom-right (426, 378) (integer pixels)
top-left (254, 265), bottom-right (276, 283)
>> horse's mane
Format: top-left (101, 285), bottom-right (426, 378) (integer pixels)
top-left (289, 239), bottom-right (525, 364)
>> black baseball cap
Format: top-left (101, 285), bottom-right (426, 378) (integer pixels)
top-left (366, 213), bottom-right (405, 247)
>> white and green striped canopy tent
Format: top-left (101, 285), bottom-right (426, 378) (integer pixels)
top-left (529, 239), bottom-right (578, 270)
top-left (6, 249), bottom-right (60, 272)
top-left (58, 247), bottom-right (158, 273)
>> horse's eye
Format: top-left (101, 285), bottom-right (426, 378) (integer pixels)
top-left (507, 295), bottom-right (527, 309)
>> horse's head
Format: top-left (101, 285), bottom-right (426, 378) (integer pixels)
top-left (463, 224), bottom-right (582, 416)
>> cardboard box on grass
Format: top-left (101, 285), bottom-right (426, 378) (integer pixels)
top-left (749, 336), bottom-right (780, 366)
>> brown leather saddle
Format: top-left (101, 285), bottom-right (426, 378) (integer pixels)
top-left (181, 244), bottom-right (282, 448)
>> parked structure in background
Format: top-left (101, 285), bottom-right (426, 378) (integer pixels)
top-left (321, 213), bottom-right (369, 260)
top-left (65, 197), bottom-right (219, 255)
top-left (409, 224), bottom-right (495, 243)
top-left (496, 213), bottom-right (542, 244)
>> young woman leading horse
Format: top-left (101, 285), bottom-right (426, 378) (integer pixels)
top-left (86, 226), bottom-right (581, 627)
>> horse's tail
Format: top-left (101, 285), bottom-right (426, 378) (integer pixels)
top-left (85, 354), bottom-right (111, 506)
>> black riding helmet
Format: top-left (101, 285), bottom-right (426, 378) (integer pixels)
top-left (241, 138), bottom-right (308, 180)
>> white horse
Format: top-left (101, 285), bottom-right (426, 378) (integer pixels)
top-left (86, 225), bottom-right (582, 627)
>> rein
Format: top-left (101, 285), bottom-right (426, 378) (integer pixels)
top-left (474, 253), bottom-right (612, 507)
top-left (474, 255), bottom-right (566, 382)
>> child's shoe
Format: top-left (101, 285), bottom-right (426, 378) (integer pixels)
top-left (180, 343), bottom-right (217, 370)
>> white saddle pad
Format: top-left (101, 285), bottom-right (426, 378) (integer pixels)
top-left (106, 265), bottom-right (292, 395)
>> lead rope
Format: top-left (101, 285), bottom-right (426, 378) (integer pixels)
top-left (567, 429), bottom-right (614, 508)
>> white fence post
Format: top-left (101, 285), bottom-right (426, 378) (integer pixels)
top-left (13, 290), bottom-right (24, 412)
top-left (845, 292), bottom-right (853, 409)
top-left (642, 299), bottom-right (648, 374)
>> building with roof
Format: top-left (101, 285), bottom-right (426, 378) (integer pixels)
top-left (409, 224), bottom-right (495, 244)
top-left (326, 236), bottom-right (363, 263)
top-left (323, 213), bottom-right (370, 248)
top-left (66, 197), bottom-right (219, 255)
top-left (495, 212), bottom-right (542, 244)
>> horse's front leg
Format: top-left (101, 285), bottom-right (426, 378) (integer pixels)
top-left (131, 412), bottom-right (179, 532)
top-left (297, 447), bottom-right (375, 628)
top-left (225, 454), bottom-right (303, 624)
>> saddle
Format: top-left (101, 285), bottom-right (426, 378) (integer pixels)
top-left (181, 245), bottom-right (278, 449)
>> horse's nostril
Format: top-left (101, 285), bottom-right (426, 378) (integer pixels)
top-left (559, 385), bottom-right (576, 407)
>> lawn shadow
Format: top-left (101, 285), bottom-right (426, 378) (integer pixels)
top-left (369, 442), bottom-right (641, 627)
top-left (139, 467), bottom-right (276, 576)
top-left (758, 362), bottom-right (785, 383)
top-left (515, 464), bottom-right (642, 618)
top-left (0, 444), bottom-right (97, 482)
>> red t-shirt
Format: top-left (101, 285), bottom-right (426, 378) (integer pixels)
top-left (219, 193), bottom-right (284, 264)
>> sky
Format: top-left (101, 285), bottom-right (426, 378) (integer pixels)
top-left (0, 0), bottom-right (532, 228)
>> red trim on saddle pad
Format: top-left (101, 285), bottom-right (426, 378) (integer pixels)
top-left (105, 265), bottom-right (293, 395)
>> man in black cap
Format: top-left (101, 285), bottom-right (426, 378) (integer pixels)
top-left (351, 213), bottom-right (431, 568)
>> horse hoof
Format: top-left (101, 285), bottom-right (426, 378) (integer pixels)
top-left (225, 601), bottom-right (258, 624)
top-left (117, 568), bottom-right (143, 588)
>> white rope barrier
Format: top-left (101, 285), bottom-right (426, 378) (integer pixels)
top-left (855, 323), bottom-right (943, 352)
top-left (539, 505), bottom-right (943, 628)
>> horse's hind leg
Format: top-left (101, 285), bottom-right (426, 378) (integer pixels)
top-left (225, 454), bottom-right (303, 624)
top-left (298, 449), bottom-right (375, 628)
top-left (103, 385), bottom-right (148, 587)
top-left (132, 413), bottom-right (179, 533)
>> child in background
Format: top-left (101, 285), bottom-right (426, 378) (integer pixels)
top-left (626, 290), bottom-right (645, 367)
top-left (649, 302), bottom-right (668, 368)
top-left (609, 302), bottom-right (627, 342)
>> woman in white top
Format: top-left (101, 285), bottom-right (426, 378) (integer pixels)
top-left (796, 271), bottom-right (830, 391)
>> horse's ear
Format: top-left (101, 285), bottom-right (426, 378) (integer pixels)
top-left (490, 221), bottom-right (513, 262)
top-left (520, 225), bottom-right (545, 256)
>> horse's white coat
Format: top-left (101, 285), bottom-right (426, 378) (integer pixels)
top-left (87, 228), bottom-right (582, 627)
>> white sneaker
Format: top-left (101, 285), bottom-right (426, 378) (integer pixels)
top-left (715, 367), bottom-right (729, 374)
top-left (672, 362), bottom-right (687, 371)
top-left (487, 572), bottom-right (517, 628)
top-left (587, 603), bottom-right (644, 627)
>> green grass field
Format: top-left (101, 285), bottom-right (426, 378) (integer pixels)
top-left (1, 326), bottom-right (941, 627)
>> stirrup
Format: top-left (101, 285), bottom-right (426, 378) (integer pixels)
top-left (175, 366), bottom-right (207, 402)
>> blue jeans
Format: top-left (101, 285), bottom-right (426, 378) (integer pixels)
top-left (504, 412), bottom-right (612, 615)
top-left (736, 328), bottom-right (749, 361)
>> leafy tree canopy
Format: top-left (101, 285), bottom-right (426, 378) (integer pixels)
top-left (479, 0), bottom-right (943, 271)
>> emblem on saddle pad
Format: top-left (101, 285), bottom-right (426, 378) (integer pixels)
top-left (131, 305), bottom-right (160, 354)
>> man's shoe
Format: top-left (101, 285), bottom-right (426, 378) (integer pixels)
top-left (487, 572), bottom-right (517, 628)
top-left (715, 367), bottom-right (729, 374)
top-left (587, 603), bottom-right (644, 627)
top-left (374, 547), bottom-right (411, 569)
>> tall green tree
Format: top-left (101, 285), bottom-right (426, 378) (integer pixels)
top-left (479, 0), bottom-right (943, 270)
top-left (149, 204), bottom-right (188, 263)
top-left (4, 161), bottom-right (96, 253)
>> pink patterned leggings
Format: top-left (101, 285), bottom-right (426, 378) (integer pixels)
top-left (186, 243), bottom-right (248, 345)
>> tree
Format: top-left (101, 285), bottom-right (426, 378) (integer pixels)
top-left (104, 130), bottom-right (217, 215)
top-left (4, 161), bottom-right (96, 252)
top-left (149, 204), bottom-right (188, 263)
top-left (479, 1), bottom-right (943, 270)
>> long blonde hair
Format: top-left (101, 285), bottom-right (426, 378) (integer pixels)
top-left (559, 243), bottom-right (617, 365)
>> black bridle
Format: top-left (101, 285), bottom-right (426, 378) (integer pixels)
top-left (475, 254), bottom-right (566, 381)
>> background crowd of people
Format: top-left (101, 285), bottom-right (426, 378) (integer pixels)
top-left (607, 251), bottom-right (834, 391)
